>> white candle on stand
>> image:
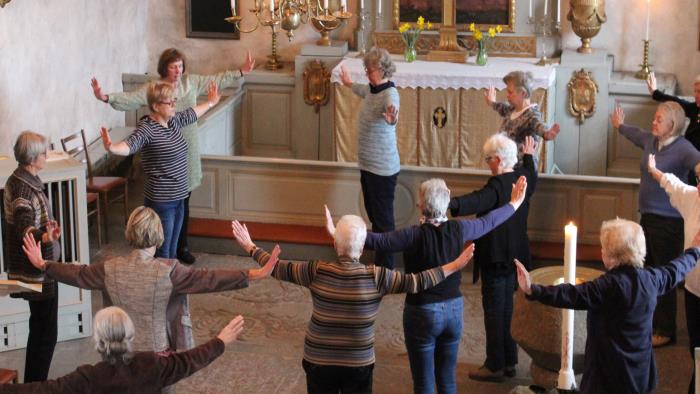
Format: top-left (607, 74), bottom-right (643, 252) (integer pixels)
top-left (645, 0), bottom-right (651, 41)
top-left (558, 221), bottom-right (577, 391)
top-left (323, 0), bottom-right (328, 9)
top-left (529, 0), bottom-right (533, 18)
top-left (230, 0), bottom-right (236, 13)
top-left (556, 0), bottom-right (560, 24)
top-left (360, 0), bottom-right (364, 9)
top-left (269, 0), bottom-right (275, 12)
top-left (341, 0), bottom-right (347, 11)
top-left (377, 0), bottom-right (382, 15)
top-left (543, 0), bottom-right (548, 16)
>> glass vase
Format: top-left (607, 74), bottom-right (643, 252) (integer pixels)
top-left (404, 46), bottom-right (417, 63)
top-left (475, 42), bottom-right (488, 66)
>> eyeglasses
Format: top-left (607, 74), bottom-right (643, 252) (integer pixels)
top-left (484, 155), bottom-right (495, 163)
top-left (159, 98), bottom-right (178, 107)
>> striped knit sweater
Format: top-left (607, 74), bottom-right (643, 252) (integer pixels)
top-left (252, 248), bottom-right (446, 367)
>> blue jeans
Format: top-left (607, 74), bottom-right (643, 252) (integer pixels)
top-left (481, 270), bottom-right (518, 371)
top-left (403, 297), bottom-right (464, 394)
top-left (144, 198), bottom-right (185, 259)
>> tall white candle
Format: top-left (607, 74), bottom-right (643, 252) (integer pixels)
top-left (231, 0), bottom-right (236, 13)
top-left (360, 0), bottom-right (364, 9)
top-left (645, 0), bottom-right (651, 41)
top-left (341, 0), bottom-right (346, 10)
top-left (564, 222), bottom-right (577, 283)
top-left (556, 0), bottom-right (560, 24)
top-left (529, 0), bottom-right (533, 19)
top-left (377, 0), bottom-right (382, 15)
top-left (269, 0), bottom-right (274, 12)
top-left (543, 0), bottom-right (548, 16)
top-left (323, 0), bottom-right (328, 9)
top-left (558, 221), bottom-right (577, 391)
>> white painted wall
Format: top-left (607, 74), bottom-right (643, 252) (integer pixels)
top-left (559, 0), bottom-right (700, 95)
top-left (0, 0), bottom-right (148, 157)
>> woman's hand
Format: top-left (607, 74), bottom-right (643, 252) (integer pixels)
top-left (231, 220), bottom-right (256, 254)
top-left (43, 220), bottom-right (61, 242)
top-left (207, 80), bottom-right (221, 108)
top-left (324, 205), bottom-right (336, 237)
top-left (383, 104), bottom-right (399, 125)
top-left (91, 77), bottom-right (108, 102)
top-left (22, 233), bottom-right (46, 271)
top-left (610, 106), bottom-right (625, 130)
top-left (100, 127), bottom-right (112, 152)
top-left (514, 259), bottom-right (532, 295)
top-left (647, 154), bottom-right (663, 183)
top-left (217, 315), bottom-right (245, 346)
top-left (241, 50), bottom-right (255, 74)
top-left (646, 72), bottom-right (657, 95)
top-left (543, 123), bottom-right (560, 141)
top-left (249, 244), bottom-right (280, 280)
top-left (483, 86), bottom-right (496, 106)
top-left (522, 136), bottom-right (536, 156)
top-left (441, 243), bottom-right (475, 276)
top-left (509, 176), bottom-right (528, 210)
top-left (340, 65), bottom-right (353, 88)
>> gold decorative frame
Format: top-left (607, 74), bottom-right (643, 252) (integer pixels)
top-left (567, 69), bottom-right (598, 124)
top-left (303, 60), bottom-right (331, 113)
top-left (392, 0), bottom-right (515, 32)
top-left (0, 0), bottom-right (11, 8)
top-left (374, 32), bottom-right (536, 57)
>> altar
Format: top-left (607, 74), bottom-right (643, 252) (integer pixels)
top-left (330, 55), bottom-right (558, 172)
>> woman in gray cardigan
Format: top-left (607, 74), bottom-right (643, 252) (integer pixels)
top-left (22, 206), bottom-right (278, 356)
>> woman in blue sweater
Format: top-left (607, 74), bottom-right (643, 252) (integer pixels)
top-left (611, 102), bottom-right (700, 347)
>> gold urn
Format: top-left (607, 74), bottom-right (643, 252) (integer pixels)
top-left (567, 0), bottom-right (607, 54)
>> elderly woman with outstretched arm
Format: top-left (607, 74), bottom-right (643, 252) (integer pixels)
top-left (231, 215), bottom-right (473, 394)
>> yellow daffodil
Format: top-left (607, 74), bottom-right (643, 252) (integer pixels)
top-left (469, 22), bottom-right (475, 32)
top-left (427, 22), bottom-right (433, 30)
top-left (496, 25), bottom-right (503, 33)
top-left (474, 30), bottom-right (483, 41)
top-left (488, 27), bottom-right (496, 37)
top-left (417, 16), bottom-right (425, 28)
top-left (399, 23), bottom-right (410, 34)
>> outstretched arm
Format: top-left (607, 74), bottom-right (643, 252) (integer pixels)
top-left (192, 81), bottom-right (222, 118)
top-left (100, 127), bottom-right (131, 156)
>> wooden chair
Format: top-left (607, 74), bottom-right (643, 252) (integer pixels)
top-left (61, 130), bottom-right (128, 243)
top-left (0, 368), bottom-right (18, 384)
top-left (86, 192), bottom-right (102, 247)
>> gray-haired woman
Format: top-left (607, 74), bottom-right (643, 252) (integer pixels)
top-left (1, 307), bottom-right (245, 393)
top-left (339, 47), bottom-right (400, 268)
top-left (4, 131), bottom-right (62, 382)
top-left (484, 71), bottom-right (560, 165)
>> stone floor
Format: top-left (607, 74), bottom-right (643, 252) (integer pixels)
top-left (0, 181), bottom-right (695, 393)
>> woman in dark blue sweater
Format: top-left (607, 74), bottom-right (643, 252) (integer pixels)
top-left (516, 218), bottom-right (700, 394)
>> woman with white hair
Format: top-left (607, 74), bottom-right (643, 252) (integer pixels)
top-left (230, 216), bottom-right (473, 394)
top-left (4, 131), bottom-right (62, 382)
top-left (22, 206), bottom-right (278, 360)
top-left (1, 307), bottom-right (245, 392)
top-left (484, 70), bottom-right (560, 165)
top-left (339, 47), bottom-right (400, 268)
top-left (611, 102), bottom-right (700, 347)
top-left (515, 218), bottom-right (700, 394)
top-left (448, 135), bottom-right (537, 382)
top-left (647, 72), bottom-right (700, 184)
top-left (335, 175), bottom-right (528, 393)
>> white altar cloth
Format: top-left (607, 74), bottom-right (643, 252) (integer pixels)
top-left (330, 55), bottom-right (557, 90)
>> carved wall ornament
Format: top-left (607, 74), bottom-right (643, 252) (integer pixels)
top-left (0, 0), bottom-right (11, 8)
top-left (373, 32), bottom-right (536, 57)
top-left (433, 107), bottom-right (447, 128)
top-left (567, 69), bottom-right (598, 124)
top-left (303, 59), bottom-right (331, 113)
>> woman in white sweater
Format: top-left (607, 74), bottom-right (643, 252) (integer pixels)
top-left (648, 153), bottom-right (700, 394)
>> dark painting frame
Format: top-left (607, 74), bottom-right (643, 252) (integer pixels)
top-left (455, 0), bottom-right (515, 32)
top-left (186, 0), bottom-right (240, 39)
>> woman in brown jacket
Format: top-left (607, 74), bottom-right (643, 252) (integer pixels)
top-left (1, 306), bottom-right (245, 393)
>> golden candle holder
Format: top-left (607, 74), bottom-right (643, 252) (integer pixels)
top-left (311, 9), bottom-right (353, 46)
top-left (634, 39), bottom-right (652, 80)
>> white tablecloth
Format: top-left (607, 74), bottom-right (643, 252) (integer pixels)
top-left (330, 55), bottom-right (557, 90)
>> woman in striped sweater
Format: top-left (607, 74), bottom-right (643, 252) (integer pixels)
top-left (231, 216), bottom-right (474, 394)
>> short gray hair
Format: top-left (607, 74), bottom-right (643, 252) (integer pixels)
top-left (125, 206), bottom-right (164, 249)
top-left (419, 178), bottom-right (450, 219)
top-left (483, 133), bottom-right (518, 169)
top-left (364, 47), bottom-right (396, 79)
top-left (503, 71), bottom-right (534, 98)
top-left (334, 215), bottom-right (367, 259)
top-left (93, 306), bottom-right (135, 364)
top-left (14, 131), bottom-right (49, 166)
top-left (600, 218), bottom-right (646, 269)
top-left (657, 102), bottom-right (687, 137)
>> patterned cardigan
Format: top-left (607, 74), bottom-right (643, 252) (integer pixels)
top-left (3, 166), bottom-right (57, 300)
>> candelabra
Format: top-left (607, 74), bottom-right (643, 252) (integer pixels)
top-left (226, 0), bottom-right (353, 69)
top-left (528, 14), bottom-right (559, 66)
top-left (634, 40), bottom-right (652, 80)
top-left (354, 9), bottom-right (370, 56)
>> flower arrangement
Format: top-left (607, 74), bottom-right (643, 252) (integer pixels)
top-left (398, 16), bottom-right (433, 62)
top-left (469, 23), bottom-right (503, 65)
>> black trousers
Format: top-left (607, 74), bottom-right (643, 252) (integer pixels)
top-left (481, 270), bottom-right (518, 371)
top-left (360, 170), bottom-right (398, 268)
top-left (176, 192), bottom-right (191, 253)
top-left (640, 213), bottom-right (684, 339)
top-left (24, 295), bottom-right (59, 382)
top-left (685, 289), bottom-right (700, 394)
top-left (302, 359), bottom-right (374, 394)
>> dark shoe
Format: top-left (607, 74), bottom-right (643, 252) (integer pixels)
top-left (504, 365), bottom-right (516, 377)
top-left (177, 249), bottom-right (196, 265)
top-left (468, 365), bottom-right (504, 383)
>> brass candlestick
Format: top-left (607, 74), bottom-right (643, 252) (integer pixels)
top-left (311, 8), bottom-right (353, 46)
top-left (635, 39), bottom-right (652, 80)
